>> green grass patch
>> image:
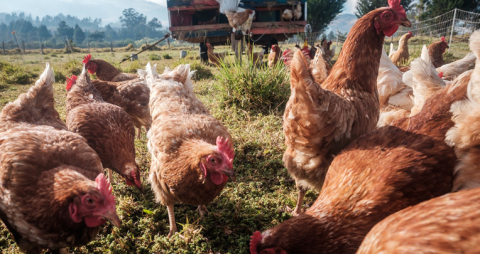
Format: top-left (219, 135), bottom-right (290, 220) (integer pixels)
top-left (0, 61), bottom-right (37, 85)
top-left (215, 58), bottom-right (290, 112)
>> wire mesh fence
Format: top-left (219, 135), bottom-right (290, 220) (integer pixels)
top-left (390, 8), bottom-right (480, 58)
top-left (279, 8), bottom-right (479, 59)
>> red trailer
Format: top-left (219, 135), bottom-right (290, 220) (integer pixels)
top-left (167, 0), bottom-right (307, 60)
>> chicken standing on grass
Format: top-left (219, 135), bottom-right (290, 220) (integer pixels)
top-left (428, 36), bottom-right (449, 68)
top-left (65, 68), bottom-right (143, 191)
top-left (83, 54), bottom-right (137, 82)
top-left (389, 31), bottom-right (414, 65)
top-left (142, 63), bottom-right (235, 238)
top-left (357, 186), bottom-right (480, 254)
top-left (0, 64), bottom-right (121, 253)
top-left (283, 0), bottom-right (411, 216)
top-left (206, 43), bottom-right (226, 66)
top-left (268, 44), bottom-right (282, 68)
top-left (251, 126), bottom-right (454, 254)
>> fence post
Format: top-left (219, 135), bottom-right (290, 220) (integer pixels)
top-left (40, 43), bottom-right (44, 55)
top-left (448, 8), bottom-right (457, 52)
top-left (88, 41), bottom-right (90, 53)
top-left (111, 42), bottom-right (113, 52)
top-left (22, 40), bottom-right (25, 54)
top-left (2, 41), bottom-right (5, 55)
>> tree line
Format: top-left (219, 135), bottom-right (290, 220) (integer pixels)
top-left (0, 8), bottom-right (166, 49)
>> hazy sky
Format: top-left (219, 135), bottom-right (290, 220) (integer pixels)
top-left (3, 0), bottom-right (357, 28)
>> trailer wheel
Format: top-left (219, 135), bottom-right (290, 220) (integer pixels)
top-left (199, 42), bottom-right (208, 63)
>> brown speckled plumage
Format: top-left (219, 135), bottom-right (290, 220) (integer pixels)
top-left (92, 78), bottom-right (151, 135)
top-left (254, 126), bottom-right (454, 254)
top-left (66, 69), bottom-right (140, 188)
top-left (389, 32), bottom-right (413, 65)
top-left (0, 65), bottom-right (110, 253)
top-left (357, 187), bottom-right (480, 254)
top-left (144, 63), bottom-right (233, 236)
top-left (0, 63), bottom-right (66, 132)
top-left (0, 127), bottom-right (105, 253)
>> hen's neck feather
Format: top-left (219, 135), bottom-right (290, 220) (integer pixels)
top-left (324, 8), bottom-right (386, 94)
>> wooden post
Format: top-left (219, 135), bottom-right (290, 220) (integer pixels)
top-left (40, 43), bottom-right (44, 55)
top-left (88, 41), bottom-right (90, 53)
top-left (2, 41), bottom-right (5, 55)
top-left (111, 42), bottom-right (113, 52)
top-left (231, 33), bottom-right (240, 63)
top-left (22, 40), bottom-right (25, 54)
top-left (167, 38), bottom-right (170, 49)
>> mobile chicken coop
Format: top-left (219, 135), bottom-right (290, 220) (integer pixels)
top-left (167, 0), bottom-right (307, 61)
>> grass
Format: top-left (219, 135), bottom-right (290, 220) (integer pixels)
top-left (0, 43), bottom-right (467, 253)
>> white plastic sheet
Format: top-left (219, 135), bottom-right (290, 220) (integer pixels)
top-left (216, 0), bottom-right (241, 13)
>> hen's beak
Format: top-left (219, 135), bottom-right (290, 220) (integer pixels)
top-left (399, 18), bottom-right (411, 27)
top-left (222, 168), bottom-right (236, 182)
top-left (103, 209), bottom-right (122, 228)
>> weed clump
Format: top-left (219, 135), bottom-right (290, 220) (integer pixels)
top-left (162, 53), bottom-right (172, 60)
top-left (215, 59), bottom-right (289, 112)
top-left (0, 61), bottom-right (36, 84)
top-left (149, 54), bottom-right (162, 61)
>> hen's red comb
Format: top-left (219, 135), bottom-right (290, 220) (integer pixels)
top-left (441, 36), bottom-right (446, 42)
top-left (66, 75), bottom-right (77, 91)
top-left (438, 72), bottom-right (443, 78)
top-left (83, 54), bottom-right (92, 64)
top-left (388, 0), bottom-right (406, 17)
top-left (95, 173), bottom-right (115, 205)
top-left (250, 231), bottom-right (263, 254)
top-left (216, 136), bottom-right (234, 169)
top-left (408, 31), bottom-right (413, 36)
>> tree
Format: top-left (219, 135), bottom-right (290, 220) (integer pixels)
top-left (420, 0), bottom-right (480, 20)
top-left (148, 18), bottom-right (162, 30)
top-left (328, 30), bottom-right (336, 40)
top-left (73, 24), bottom-right (85, 44)
top-left (37, 25), bottom-right (52, 40)
top-left (120, 8), bottom-right (147, 30)
top-left (56, 21), bottom-right (74, 38)
top-left (89, 31), bottom-right (105, 42)
top-left (105, 25), bottom-right (117, 40)
top-left (308, 0), bottom-right (347, 33)
top-left (355, 0), bottom-right (414, 18)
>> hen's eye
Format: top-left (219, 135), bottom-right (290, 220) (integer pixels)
top-left (210, 158), bottom-right (216, 163)
top-left (384, 13), bottom-right (391, 18)
top-left (86, 197), bottom-right (95, 205)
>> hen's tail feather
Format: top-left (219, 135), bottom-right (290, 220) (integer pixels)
top-left (160, 64), bottom-right (196, 92)
top-left (410, 45), bottom-right (446, 116)
top-left (291, 50), bottom-right (322, 99)
top-left (310, 46), bottom-right (329, 84)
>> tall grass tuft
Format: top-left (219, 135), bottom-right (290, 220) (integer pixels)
top-left (215, 58), bottom-right (289, 112)
top-left (0, 61), bottom-right (37, 85)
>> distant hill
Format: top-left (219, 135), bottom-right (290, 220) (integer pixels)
top-left (327, 14), bottom-right (358, 34)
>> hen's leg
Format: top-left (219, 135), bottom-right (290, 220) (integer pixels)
top-left (136, 127), bottom-right (141, 139)
top-left (167, 204), bottom-right (177, 238)
top-left (196, 205), bottom-right (209, 218)
top-left (292, 185), bottom-right (307, 217)
top-left (108, 169), bottom-right (114, 184)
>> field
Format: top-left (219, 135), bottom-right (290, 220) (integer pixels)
top-left (0, 42), bottom-right (463, 254)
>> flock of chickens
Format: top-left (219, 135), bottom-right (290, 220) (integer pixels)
top-left (1, 0), bottom-right (480, 253)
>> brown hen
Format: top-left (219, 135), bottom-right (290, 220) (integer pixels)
top-left (251, 126), bottom-right (454, 254)
top-left (357, 186), bottom-right (480, 254)
top-left (427, 36), bottom-right (449, 68)
top-left (282, 1), bottom-right (411, 216)
top-left (83, 54), bottom-right (137, 82)
top-left (65, 68), bottom-right (142, 191)
top-left (143, 63), bottom-right (235, 238)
